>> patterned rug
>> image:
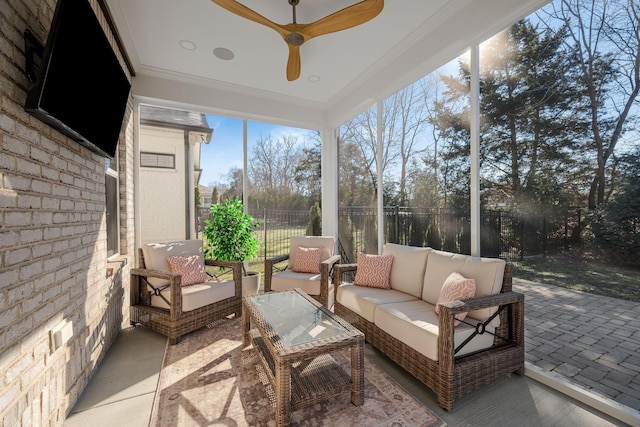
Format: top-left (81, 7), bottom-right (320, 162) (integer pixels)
top-left (150, 316), bottom-right (446, 427)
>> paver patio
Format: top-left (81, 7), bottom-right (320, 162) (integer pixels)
top-left (515, 278), bottom-right (640, 410)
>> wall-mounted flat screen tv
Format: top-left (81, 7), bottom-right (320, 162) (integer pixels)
top-left (24, 0), bottom-right (131, 158)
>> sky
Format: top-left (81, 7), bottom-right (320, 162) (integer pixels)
top-left (199, 115), bottom-right (316, 188)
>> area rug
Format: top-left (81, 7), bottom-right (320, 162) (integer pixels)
top-left (150, 316), bottom-right (446, 427)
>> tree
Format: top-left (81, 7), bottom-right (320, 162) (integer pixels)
top-left (590, 148), bottom-right (640, 266)
top-left (211, 186), bottom-right (220, 205)
top-left (425, 69), bottom-right (473, 208)
top-left (306, 202), bottom-right (322, 236)
top-left (387, 82), bottom-right (431, 204)
top-left (249, 134), bottom-right (300, 193)
top-left (418, 75), bottom-right (449, 208)
top-left (338, 135), bottom-right (376, 207)
top-left (543, 0), bottom-right (640, 209)
top-left (434, 18), bottom-right (587, 210)
top-left (340, 80), bottom-right (436, 206)
top-left (478, 21), bottom-right (581, 205)
top-left (340, 107), bottom-right (385, 198)
top-left (247, 133), bottom-right (317, 209)
top-left (220, 167), bottom-right (243, 202)
top-left (194, 185), bottom-right (201, 211)
top-left (295, 135), bottom-right (322, 203)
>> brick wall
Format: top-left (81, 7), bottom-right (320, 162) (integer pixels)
top-left (0, 1), bottom-right (134, 425)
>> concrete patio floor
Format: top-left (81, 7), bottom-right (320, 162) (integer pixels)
top-left (63, 280), bottom-right (640, 426)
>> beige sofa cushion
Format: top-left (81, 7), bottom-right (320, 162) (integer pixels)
top-left (374, 300), bottom-right (495, 361)
top-left (142, 240), bottom-right (205, 287)
top-left (336, 283), bottom-right (417, 322)
top-left (422, 250), bottom-right (505, 323)
top-left (382, 243), bottom-right (431, 298)
top-left (151, 279), bottom-right (236, 312)
top-left (271, 270), bottom-right (335, 305)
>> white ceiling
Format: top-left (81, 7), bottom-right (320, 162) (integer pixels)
top-left (106, 0), bottom-right (550, 128)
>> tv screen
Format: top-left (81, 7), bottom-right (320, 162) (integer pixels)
top-left (24, 0), bottom-right (131, 158)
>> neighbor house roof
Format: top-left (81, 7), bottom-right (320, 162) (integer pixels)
top-left (140, 105), bottom-right (212, 135)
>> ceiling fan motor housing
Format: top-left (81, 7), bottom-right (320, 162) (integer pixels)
top-left (285, 32), bottom-right (305, 46)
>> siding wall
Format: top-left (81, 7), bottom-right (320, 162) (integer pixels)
top-left (139, 126), bottom-right (187, 243)
top-left (0, 1), bottom-right (135, 425)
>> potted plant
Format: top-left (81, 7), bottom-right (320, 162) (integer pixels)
top-left (203, 198), bottom-right (262, 296)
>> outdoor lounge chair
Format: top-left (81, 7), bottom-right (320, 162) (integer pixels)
top-left (130, 239), bottom-right (242, 344)
top-left (264, 235), bottom-right (340, 308)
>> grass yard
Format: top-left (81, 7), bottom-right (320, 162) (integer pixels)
top-left (512, 255), bottom-right (640, 302)
top-left (204, 226), bottom-right (304, 289)
top-left (207, 225), bottom-right (640, 303)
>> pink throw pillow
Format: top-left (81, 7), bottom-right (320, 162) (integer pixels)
top-left (353, 253), bottom-right (394, 289)
top-left (435, 272), bottom-right (476, 326)
top-left (292, 247), bottom-right (322, 274)
top-left (166, 255), bottom-right (210, 286)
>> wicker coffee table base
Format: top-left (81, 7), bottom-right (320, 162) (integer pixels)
top-left (242, 291), bottom-right (364, 426)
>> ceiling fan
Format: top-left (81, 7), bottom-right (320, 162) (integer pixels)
top-left (210, 0), bottom-right (384, 81)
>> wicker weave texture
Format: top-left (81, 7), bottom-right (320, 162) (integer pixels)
top-left (242, 289), bottom-right (364, 426)
top-left (264, 253), bottom-right (341, 308)
top-left (334, 262), bottom-right (524, 411)
top-left (130, 247), bottom-right (243, 344)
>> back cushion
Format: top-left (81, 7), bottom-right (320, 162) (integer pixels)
top-left (422, 250), bottom-right (506, 322)
top-left (289, 236), bottom-right (335, 267)
top-left (421, 251), bottom-right (467, 305)
top-left (141, 240), bottom-right (205, 287)
top-left (382, 244), bottom-right (431, 298)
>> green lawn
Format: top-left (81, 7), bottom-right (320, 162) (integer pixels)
top-left (204, 226), bottom-right (302, 288)
top-left (207, 228), bottom-right (640, 303)
top-left (512, 255), bottom-right (640, 302)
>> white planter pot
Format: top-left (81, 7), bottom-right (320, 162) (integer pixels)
top-left (242, 272), bottom-right (261, 297)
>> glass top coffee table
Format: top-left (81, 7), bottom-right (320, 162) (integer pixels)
top-left (242, 288), bottom-right (364, 426)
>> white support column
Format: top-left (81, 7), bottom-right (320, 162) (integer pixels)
top-left (133, 100), bottom-right (141, 253)
top-left (377, 101), bottom-right (384, 254)
top-left (186, 137), bottom-right (195, 239)
top-left (470, 44), bottom-right (481, 256)
top-left (242, 119), bottom-right (249, 210)
top-left (321, 127), bottom-right (339, 240)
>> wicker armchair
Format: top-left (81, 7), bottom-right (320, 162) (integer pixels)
top-left (130, 240), bottom-right (242, 344)
top-left (264, 236), bottom-right (340, 308)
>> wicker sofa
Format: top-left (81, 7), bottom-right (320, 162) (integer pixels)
top-left (130, 240), bottom-right (243, 344)
top-left (334, 243), bottom-right (524, 411)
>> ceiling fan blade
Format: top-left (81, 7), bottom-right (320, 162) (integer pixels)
top-left (286, 45), bottom-right (301, 81)
top-left (302, 0), bottom-right (384, 40)
top-left (210, 0), bottom-right (288, 38)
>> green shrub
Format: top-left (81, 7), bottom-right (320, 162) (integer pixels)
top-left (590, 150), bottom-right (640, 267)
top-left (590, 181), bottom-right (640, 267)
top-left (306, 202), bottom-right (322, 236)
top-left (203, 198), bottom-right (262, 274)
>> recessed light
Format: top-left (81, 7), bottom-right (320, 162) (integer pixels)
top-left (213, 47), bottom-right (235, 61)
top-left (179, 40), bottom-right (197, 51)
top-left (308, 75), bottom-right (320, 83)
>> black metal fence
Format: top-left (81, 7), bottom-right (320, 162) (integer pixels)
top-left (200, 206), bottom-right (585, 263)
top-left (251, 208), bottom-right (309, 260)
